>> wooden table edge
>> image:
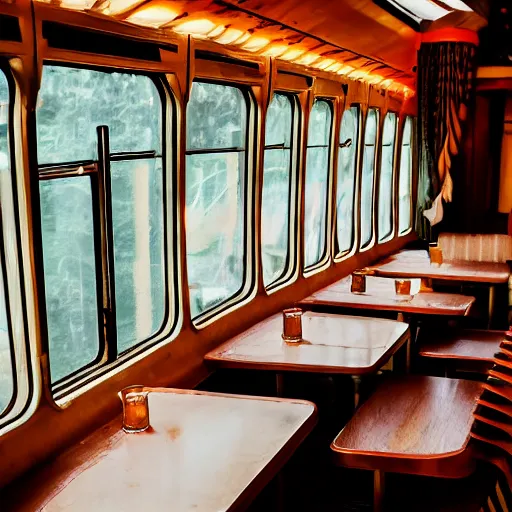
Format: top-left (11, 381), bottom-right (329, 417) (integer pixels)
top-left (418, 352), bottom-right (495, 363)
top-left (204, 329), bottom-right (410, 376)
top-left (329, 440), bottom-right (476, 479)
top-left (373, 269), bottom-right (509, 284)
top-left (298, 298), bottom-right (475, 316)
top-left (228, 402), bottom-right (318, 511)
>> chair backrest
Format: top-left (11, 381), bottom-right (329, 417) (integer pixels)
top-left (471, 337), bottom-right (512, 509)
top-left (438, 233), bottom-right (512, 263)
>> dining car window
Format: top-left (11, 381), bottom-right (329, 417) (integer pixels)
top-left (360, 108), bottom-right (379, 248)
top-left (378, 111), bottom-right (397, 242)
top-left (261, 93), bottom-right (296, 288)
top-left (0, 67), bottom-right (33, 425)
top-left (336, 106), bottom-right (359, 256)
top-left (398, 117), bottom-right (414, 234)
top-left (186, 82), bottom-right (248, 319)
top-left (37, 65), bottom-right (168, 386)
top-left (304, 99), bottom-right (332, 269)
top-left (0, 71), bottom-right (15, 415)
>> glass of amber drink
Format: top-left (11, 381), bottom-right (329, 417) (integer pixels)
top-left (429, 243), bottom-right (443, 266)
top-left (119, 385), bottom-right (150, 433)
top-left (351, 269), bottom-right (367, 293)
top-left (282, 308), bottom-right (303, 343)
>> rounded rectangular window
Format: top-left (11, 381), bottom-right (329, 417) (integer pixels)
top-left (304, 99), bottom-right (332, 269)
top-left (336, 106), bottom-right (360, 256)
top-left (185, 82), bottom-right (248, 319)
top-left (360, 108), bottom-right (379, 248)
top-left (261, 93), bottom-right (296, 288)
top-left (0, 72), bottom-right (15, 414)
top-left (378, 111), bottom-right (397, 242)
top-left (0, 66), bottom-right (33, 426)
top-left (398, 117), bottom-right (414, 234)
top-left (37, 65), bottom-right (168, 385)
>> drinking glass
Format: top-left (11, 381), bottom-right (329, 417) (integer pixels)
top-left (118, 385), bottom-right (150, 433)
top-left (282, 308), bottom-right (303, 342)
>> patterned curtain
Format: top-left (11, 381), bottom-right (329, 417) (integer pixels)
top-left (416, 41), bottom-right (477, 240)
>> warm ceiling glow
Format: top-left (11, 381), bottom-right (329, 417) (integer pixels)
top-left (173, 19), bottom-right (217, 36)
top-left (207, 25), bottom-right (226, 38)
top-left (380, 79), bottom-right (394, 88)
top-left (368, 74), bottom-right (384, 84)
top-left (126, 5), bottom-right (180, 28)
top-left (241, 36), bottom-right (270, 52)
top-left (325, 62), bottom-right (343, 73)
top-left (337, 65), bottom-right (355, 75)
top-left (262, 45), bottom-right (289, 57)
top-left (103, 0), bottom-right (145, 15)
top-left (279, 48), bottom-right (307, 61)
top-left (296, 52), bottom-right (321, 66)
top-left (60, 0), bottom-right (95, 9)
top-left (314, 58), bottom-right (335, 70)
top-left (214, 28), bottom-right (246, 45)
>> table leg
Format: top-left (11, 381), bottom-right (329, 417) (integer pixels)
top-left (276, 372), bottom-right (284, 397)
top-left (374, 470), bottom-right (385, 512)
top-left (488, 285), bottom-right (496, 329)
top-left (352, 375), bottom-right (362, 409)
top-left (405, 337), bottom-right (411, 375)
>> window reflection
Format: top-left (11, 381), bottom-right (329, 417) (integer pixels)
top-left (378, 112), bottom-right (397, 242)
top-left (360, 108), bottom-right (379, 248)
top-left (336, 106), bottom-right (359, 255)
top-left (261, 93), bottom-right (294, 288)
top-left (185, 82), bottom-right (247, 318)
top-left (398, 117), bottom-right (413, 233)
top-left (304, 100), bottom-right (332, 269)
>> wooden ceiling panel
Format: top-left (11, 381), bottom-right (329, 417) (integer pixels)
top-left (220, 0), bottom-right (419, 74)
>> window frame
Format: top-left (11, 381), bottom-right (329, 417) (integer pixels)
top-left (261, 91), bottom-right (300, 293)
top-left (398, 115), bottom-right (415, 236)
top-left (334, 104), bottom-right (361, 261)
top-left (35, 62), bottom-right (179, 400)
top-left (378, 110), bottom-right (399, 244)
top-left (359, 106), bottom-right (380, 252)
top-left (303, 97), bottom-right (334, 274)
top-left (0, 62), bottom-right (35, 430)
top-left (185, 79), bottom-right (257, 327)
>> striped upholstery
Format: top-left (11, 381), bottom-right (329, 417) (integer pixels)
top-left (438, 233), bottom-right (512, 264)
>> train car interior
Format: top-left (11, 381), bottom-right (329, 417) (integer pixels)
top-left (0, 0), bottom-right (512, 510)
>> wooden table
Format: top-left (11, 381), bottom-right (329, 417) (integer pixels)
top-left (331, 376), bottom-right (483, 510)
top-left (418, 328), bottom-right (504, 374)
top-left (206, 312), bottom-right (410, 407)
top-left (3, 389), bottom-right (317, 512)
top-left (298, 276), bottom-right (475, 317)
top-left (373, 256), bottom-right (510, 284)
top-left (372, 256), bottom-right (510, 327)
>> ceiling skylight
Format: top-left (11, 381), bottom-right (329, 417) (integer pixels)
top-left (388, 0), bottom-right (449, 22)
top-left (378, 0), bottom-right (473, 27)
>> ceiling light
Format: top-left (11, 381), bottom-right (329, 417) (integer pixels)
top-left (280, 48), bottom-right (307, 61)
top-left (103, 0), bottom-right (145, 15)
top-left (241, 36), bottom-right (270, 52)
top-left (296, 53), bottom-right (321, 66)
top-left (173, 19), bottom-right (217, 36)
top-left (262, 45), bottom-right (289, 57)
top-left (126, 5), bottom-right (180, 27)
top-left (214, 28), bottom-right (246, 45)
